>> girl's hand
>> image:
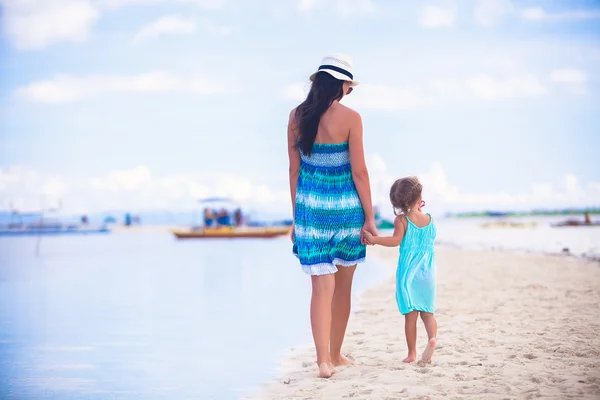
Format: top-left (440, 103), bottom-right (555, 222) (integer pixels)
top-left (361, 219), bottom-right (378, 245)
top-left (362, 229), bottom-right (375, 245)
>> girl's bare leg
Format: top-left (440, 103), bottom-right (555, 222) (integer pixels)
top-left (403, 311), bottom-right (419, 363)
top-left (420, 312), bottom-right (437, 363)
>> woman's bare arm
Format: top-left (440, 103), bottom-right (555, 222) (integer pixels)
top-left (288, 109), bottom-right (301, 215)
top-left (348, 111), bottom-right (374, 222)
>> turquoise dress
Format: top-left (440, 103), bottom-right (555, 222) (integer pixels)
top-left (293, 142), bottom-right (366, 275)
top-left (396, 214), bottom-right (437, 315)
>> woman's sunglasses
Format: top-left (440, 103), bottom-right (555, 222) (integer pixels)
top-left (347, 86), bottom-right (353, 95)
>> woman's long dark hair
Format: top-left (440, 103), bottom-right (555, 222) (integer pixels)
top-left (294, 72), bottom-right (344, 156)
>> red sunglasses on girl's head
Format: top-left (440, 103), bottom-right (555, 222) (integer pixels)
top-left (420, 200), bottom-right (426, 208)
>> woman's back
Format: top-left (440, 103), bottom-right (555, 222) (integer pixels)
top-left (312, 102), bottom-right (355, 145)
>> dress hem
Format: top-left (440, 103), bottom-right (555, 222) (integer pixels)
top-left (299, 257), bottom-right (366, 276)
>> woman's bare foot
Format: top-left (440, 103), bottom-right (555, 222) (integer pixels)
top-left (331, 353), bottom-right (355, 367)
top-left (318, 363), bottom-right (332, 378)
top-left (421, 338), bottom-right (437, 363)
top-left (402, 353), bottom-right (417, 363)
top-left (327, 362), bottom-right (337, 375)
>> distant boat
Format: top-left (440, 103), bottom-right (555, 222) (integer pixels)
top-left (172, 197), bottom-right (292, 239)
top-left (172, 225), bottom-right (291, 239)
top-left (0, 210), bottom-right (111, 237)
top-left (0, 224), bottom-right (111, 236)
top-left (551, 221), bottom-right (600, 228)
top-left (551, 213), bottom-right (600, 228)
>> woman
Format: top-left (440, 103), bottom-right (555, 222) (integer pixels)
top-left (288, 54), bottom-right (378, 378)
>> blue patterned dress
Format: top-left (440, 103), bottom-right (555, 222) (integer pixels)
top-left (396, 214), bottom-right (437, 315)
top-left (293, 142), bottom-right (366, 275)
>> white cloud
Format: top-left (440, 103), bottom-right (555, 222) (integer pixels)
top-left (3, 161), bottom-right (599, 217)
top-left (1, 0), bottom-right (99, 50)
top-left (134, 16), bottom-right (196, 43)
top-left (297, 0), bottom-right (376, 19)
top-left (282, 71), bottom-right (552, 110)
top-left (474, 0), bottom-right (514, 27)
top-left (419, 5), bottom-right (456, 29)
top-left (521, 7), bottom-right (600, 21)
top-left (549, 68), bottom-right (587, 95)
top-left (298, 0), bottom-right (318, 12)
top-left (15, 72), bottom-right (237, 104)
top-left (520, 7), bottom-right (545, 21)
top-left (467, 73), bottom-right (546, 101)
top-left (133, 16), bottom-right (232, 43)
top-left (1, 0), bottom-right (229, 50)
top-left (366, 158), bottom-right (600, 214)
top-left (197, 19), bottom-right (234, 36)
top-left (0, 165), bottom-right (290, 215)
top-left (345, 84), bottom-right (428, 110)
top-left (100, 0), bottom-right (227, 9)
top-left (282, 83), bottom-right (309, 101)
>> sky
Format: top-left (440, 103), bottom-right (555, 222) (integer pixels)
top-left (1, 0), bottom-right (599, 218)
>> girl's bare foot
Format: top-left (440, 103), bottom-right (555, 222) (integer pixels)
top-left (331, 353), bottom-right (355, 367)
top-left (421, 338), bottom-right (437, 363)
top-left (318, 363), bottom-right (332, 378)
top-left (402, 353), bottom-right (417, 363)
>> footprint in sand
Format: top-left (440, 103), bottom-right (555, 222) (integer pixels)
top-left (523, 353), bottom-right (537, 360)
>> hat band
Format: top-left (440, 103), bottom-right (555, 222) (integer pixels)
top-left (318, 64), bottom-right (353, 80)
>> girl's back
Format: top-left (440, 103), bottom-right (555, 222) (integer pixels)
top-left (397, 214), bottom-right (437, 315)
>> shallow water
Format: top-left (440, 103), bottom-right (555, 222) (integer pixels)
top-left (433, 216), bottom-right (600, 260)
top-left (0, 232), bottom-right (390, 400)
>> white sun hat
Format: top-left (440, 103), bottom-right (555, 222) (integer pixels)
top-left (309, 53), bottom-right (359, 87)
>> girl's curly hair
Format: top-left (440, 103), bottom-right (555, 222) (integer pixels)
top-left (389, 176), bottom-right (422, 216)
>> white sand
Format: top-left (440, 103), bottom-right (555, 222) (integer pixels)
top-left (246, 247), bottom-right (600, 399)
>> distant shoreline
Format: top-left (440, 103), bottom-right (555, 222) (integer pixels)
top-left (447, 208), bottom-right (599, 218)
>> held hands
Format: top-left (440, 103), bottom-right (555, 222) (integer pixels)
top-left (361, 219), bottom-right (378, 246)
top-left (362, 228), bottom-right (375, 245)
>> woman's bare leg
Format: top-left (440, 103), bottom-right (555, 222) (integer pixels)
top-left (311, 274), bottom-right (336, 377)
top-left (330, 265), bottom-right (356, 366)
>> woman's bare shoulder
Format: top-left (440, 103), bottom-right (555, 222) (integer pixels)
top-left (337, 102), bottom-right (360, 117)
top-left (335, 103), bottom-right (361, 126)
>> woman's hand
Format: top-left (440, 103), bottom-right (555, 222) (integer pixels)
top-left (361, 219), bottom-right (378, 245)
top-left (362, 229), bottom-right (375, 245)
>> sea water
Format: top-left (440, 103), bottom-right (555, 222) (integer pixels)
top-left (0, 231), bottom-right (390, 400)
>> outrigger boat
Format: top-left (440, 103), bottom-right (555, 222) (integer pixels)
top-left (171, 197), bottom-right (292, 239)
top-left (172, 225), bottom-right (291, 239)
top-left (0, 210), bottom-right (110, 237)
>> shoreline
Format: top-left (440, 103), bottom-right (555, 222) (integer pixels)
top-left (245, 246), bottom-right (600, 399)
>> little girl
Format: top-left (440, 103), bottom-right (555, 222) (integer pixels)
top-left (363, 176), bottom-right (438, 364)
